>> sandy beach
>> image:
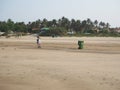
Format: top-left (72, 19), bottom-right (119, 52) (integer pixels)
top-left (0, 36), bottom-right (120, 90)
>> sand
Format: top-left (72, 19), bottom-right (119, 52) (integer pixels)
top-left (0, 36), bottom-right (120, 90)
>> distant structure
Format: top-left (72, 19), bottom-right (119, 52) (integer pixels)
top-left (110, 28), bottom-right (120, 33)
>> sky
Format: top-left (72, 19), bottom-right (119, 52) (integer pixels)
top-left (0, 0), bottom-right (120, 27)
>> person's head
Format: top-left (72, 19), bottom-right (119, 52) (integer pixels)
top-left (37, 35), bottom-right (39, 39)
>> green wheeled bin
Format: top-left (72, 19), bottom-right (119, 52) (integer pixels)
top-left (78, 40), bottom-right (84, 49)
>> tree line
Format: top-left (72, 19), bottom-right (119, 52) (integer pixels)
top-left (0, 17), bottom-right (119, 36)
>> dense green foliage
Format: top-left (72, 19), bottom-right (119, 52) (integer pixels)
top-left (0, 17), bottom-right (120, 36)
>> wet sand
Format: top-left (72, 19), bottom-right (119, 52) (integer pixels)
top-left (0, 36), bottom-right (120, 90)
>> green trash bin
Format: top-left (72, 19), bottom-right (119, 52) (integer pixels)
top-left (78, 41), bottom-right (84, 49)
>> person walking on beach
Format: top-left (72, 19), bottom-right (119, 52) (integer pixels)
top-left (37, 35), bottom-right (41, 48)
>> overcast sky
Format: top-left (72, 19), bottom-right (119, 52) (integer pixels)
top-left (0, 0), bottom-right (120, 27)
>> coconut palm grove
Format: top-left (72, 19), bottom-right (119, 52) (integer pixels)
top-left (0, 17), bottom-right (120, 37)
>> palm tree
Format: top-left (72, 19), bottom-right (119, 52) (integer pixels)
top-left (86, 18), bottom-right (91, 25)
top-left (81, 20), bottom-right (87, 33)
top-left (74, 20), bottom-right (81, 32)
top-left (70, 19), bottom-right (76, 30)
top-left (7, 19), bottom-right (14, 32)
top-left (86, 18), bottom-right (93, 33)
top-left (52, 19), bottom-right (57, 27)
top-left (99, 21), bottom-right (105, 28)
top-left (58, 19), bottom-right (62, 27)
top-left (42, 18), bottom-right (48, 27)
top-left (36, 19), bottom-right (41, 28)
top-left (61, 17), bottom-right (70, 30)
top-left (106, 23), bottom-right (110, 28)
top-left (94, 20), bottom-right (98, 27)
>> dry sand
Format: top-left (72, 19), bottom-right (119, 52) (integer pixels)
top-left (0, 36), bottom-right (120, 90)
